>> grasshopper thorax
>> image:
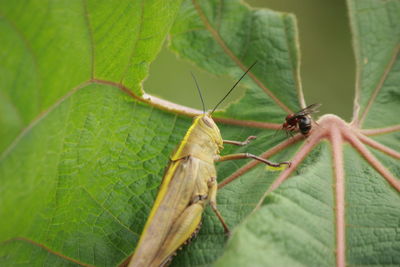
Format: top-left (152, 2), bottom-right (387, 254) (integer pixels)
top-left (171, 114), bottom-right (223, 162)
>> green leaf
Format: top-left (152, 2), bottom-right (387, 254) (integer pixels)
top-left (348, 0), bottom-right (400, 128)
top-left (215, 147), bottom-right (336, 267)
top-left (169, 0), bottom-right (302, 122)
top-left (0, 0), bottom-right (184, 265)
top-left (0, 0), bottom-right (182, 152)
top-left (1, 0), bottom-right (399, 266)
top-left (215, 0), bottom-right (400, 266)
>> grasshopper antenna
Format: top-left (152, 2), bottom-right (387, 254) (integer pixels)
top-left (191, 72), bottom-right (206, 114)
top-left (211, 61), bottom-right (257, 114)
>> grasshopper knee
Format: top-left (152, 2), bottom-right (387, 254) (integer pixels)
top-left (190, 194), bottom-right (208, 205)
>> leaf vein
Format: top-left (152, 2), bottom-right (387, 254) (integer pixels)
top-left (82, 187), bottom-right (139, 237)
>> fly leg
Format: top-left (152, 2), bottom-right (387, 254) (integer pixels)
top-left (287, 125), bottom-right (296, 138)
top-left (223, 136), bottom-right (256, 146)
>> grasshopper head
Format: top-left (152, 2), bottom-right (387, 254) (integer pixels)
top-left (196, 113), bottom-right (223, 149)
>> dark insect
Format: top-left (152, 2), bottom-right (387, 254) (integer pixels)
top-left (282, 103), bottom-right (321, 136)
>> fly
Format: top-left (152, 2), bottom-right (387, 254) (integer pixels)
top-left (282, 103), bottom-right (321, 136)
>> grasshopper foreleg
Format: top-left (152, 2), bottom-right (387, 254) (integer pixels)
top-left (223, 135), bottom-right (256, 146)
top-left (216, 153), bottom-right (291, 168)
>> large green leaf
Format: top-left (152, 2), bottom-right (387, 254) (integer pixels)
top-left (214, 0), bottom-right (400, 266)
top-left (0, 0), bottom-right (185, 265)
top-left (1, 0), bottom-right (399, 267)
top-left (349, 0), bottom-right (400, 128)
top-left (169, 0), bottom-right (302, 122)
top-left (0, 0), bottom-right (181, 152)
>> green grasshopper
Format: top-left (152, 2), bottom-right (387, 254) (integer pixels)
top-left (128, 63), bottom-right (290, 267)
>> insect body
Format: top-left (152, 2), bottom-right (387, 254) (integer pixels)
top-left (282, 103), bottom-right (321, 136)
top-left (128, 63), bottom-right (291, 267)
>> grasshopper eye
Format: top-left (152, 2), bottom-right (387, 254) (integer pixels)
top-left (202, 117), bottom-right (214, 128)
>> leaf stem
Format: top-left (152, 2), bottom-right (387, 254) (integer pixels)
top-left (330, 127), bottom-right (346, 267)
top-left (254, 127), bottom-right (327, 210)
top-left (360, 125), bottom-right (400, 136)
top-left (343, 130), bottom-right (400, 192)
top-left (356, 133), bottom-right (400, 159)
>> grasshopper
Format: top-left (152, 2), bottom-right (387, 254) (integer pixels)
top-left (128, 62), bottom-right (290, 267)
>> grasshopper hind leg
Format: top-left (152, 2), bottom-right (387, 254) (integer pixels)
top-left (153, 202), bottom-right (204, 267)
top-left (159, 221), bottom-right (203, 267)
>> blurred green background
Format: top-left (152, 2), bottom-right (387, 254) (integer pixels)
top-left (145, 0), bottom-right (355, 121)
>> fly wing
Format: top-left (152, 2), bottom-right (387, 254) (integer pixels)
top-left (294, 103), bottom-right (321, 117)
